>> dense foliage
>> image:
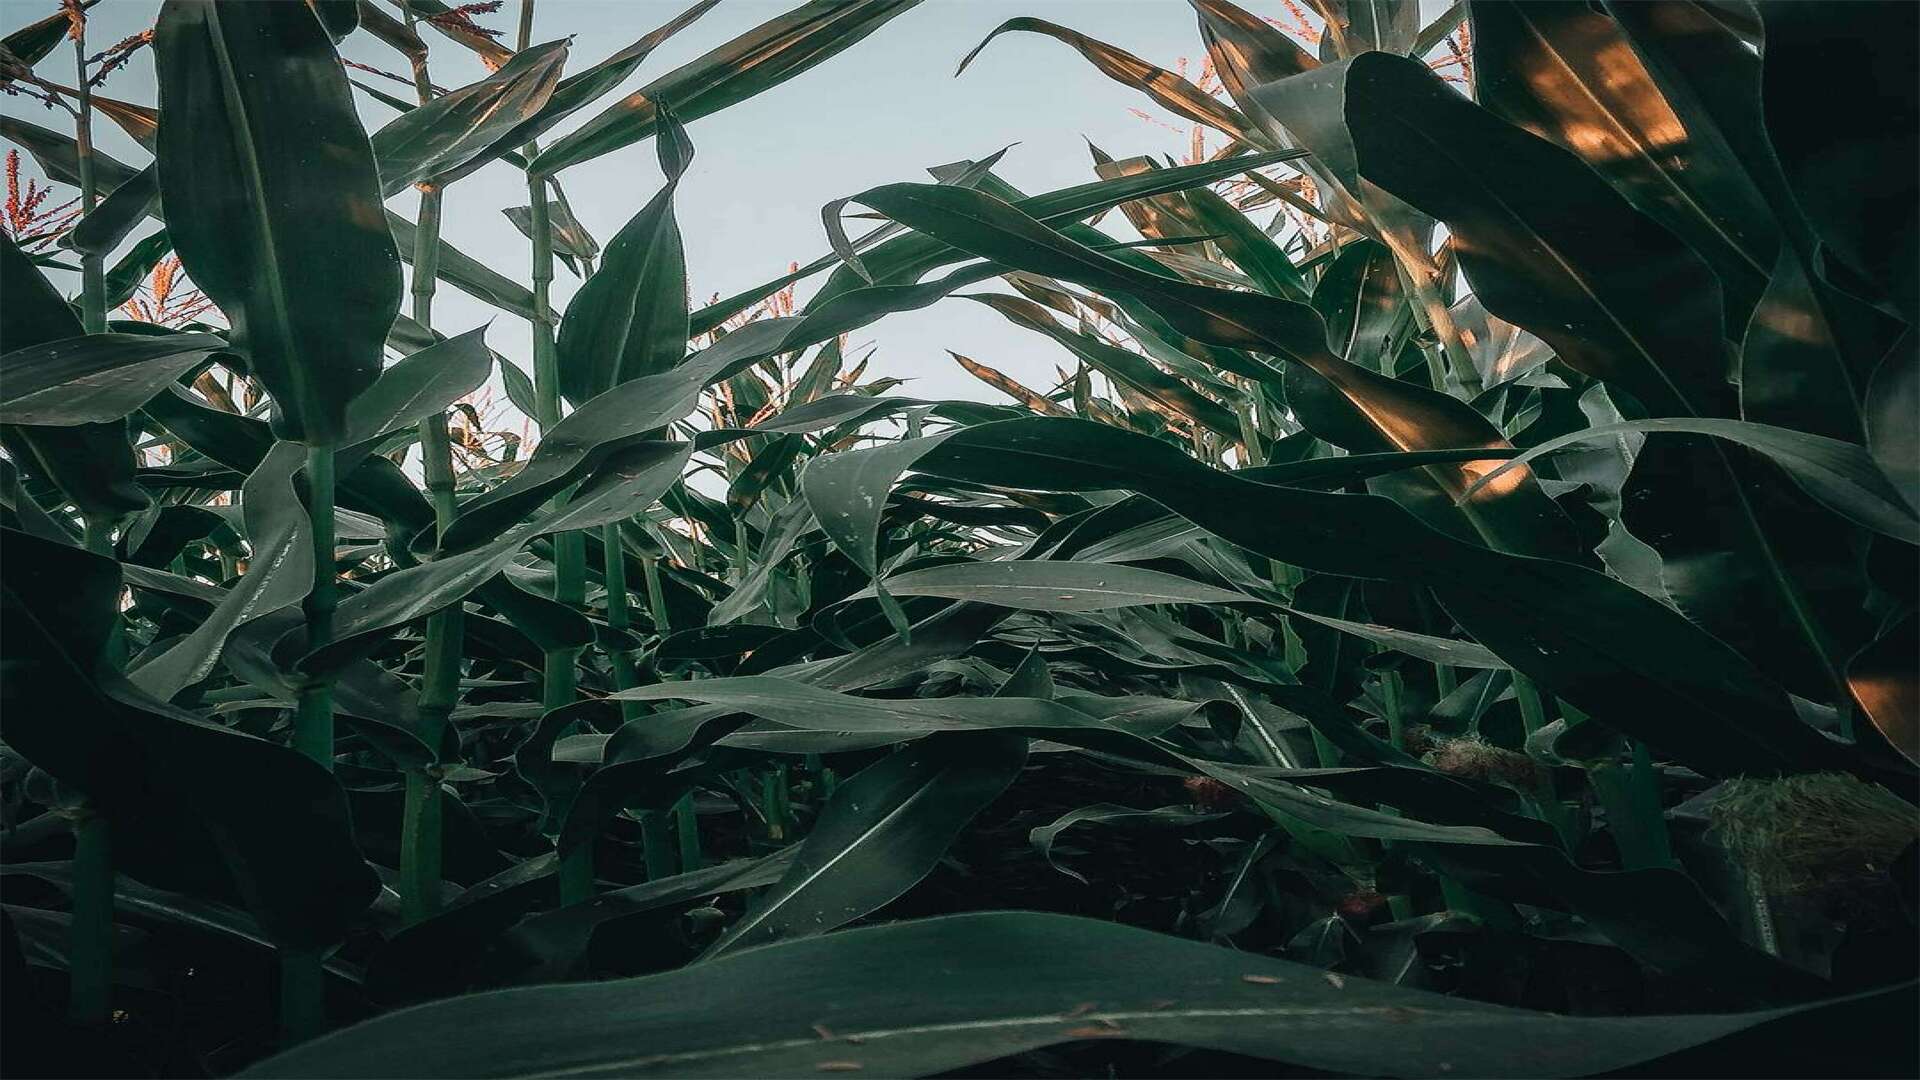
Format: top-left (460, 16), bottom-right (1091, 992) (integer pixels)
top-left (1, 1), bottom-right (1915, 1076)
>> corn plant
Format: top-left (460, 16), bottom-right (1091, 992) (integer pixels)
top-left (1, 1), bottom-right (1914, 1077)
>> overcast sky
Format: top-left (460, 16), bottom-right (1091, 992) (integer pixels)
top-left (4, 0), bottom-right (1322, 434)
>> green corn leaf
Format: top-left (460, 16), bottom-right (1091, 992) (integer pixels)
top-left (555, 105), bottom-right (692, 406)
top-left (1472, 0), bottom-right (1777, 321)
top-left (370, 39), bottom-right (569, 196)
top-left (242, 910), bottom-right (1909, 1078)
top-left (0, 332), bottom-right (225, 425)
top-left (530, 0), bottom-right (924, 176)
top-left (67, 163), bottom-right (160, 257)
top-left (958, 18), bottom-right (1257, 145)
top-left (904, 418), bottom-right (1882, 782)
top-left (704, 732), bottom-right (1027, 957)
top-left (0, 236), bottom-right (148, 518)
top-left (2, 530), bottom-right (378, 949)
top-left (393, 210), bottom-right (543, 322)
top-left (154, 0), bottom-right (400, 445)
top-left (439, 0), bottom-right (721, 188)
top-left (1463, 417), bottom-right (1920, 545)
top-left (1300, 51), bottom-right (1730, 419)
top-left (852, 181), bottom-right (1584, 562)
top-left (857, 559), bottom-right (1251, 611)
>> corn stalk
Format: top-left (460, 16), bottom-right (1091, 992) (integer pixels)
top-left (400, 9), bottom-right (457, 926)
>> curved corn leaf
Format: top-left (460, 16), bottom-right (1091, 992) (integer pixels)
top-left (704, 732), bottom-right (1026, 957)
top-left (2, 1), bottom-right (98, 66)
top-left (859, 559), bottom-right (1250, 611)
top-left (1848, 613), bottom-right (1919, 767)
top-left (852, 180), bottom-right (1584, 561)
top-left (0, 332), bottom-right (224, 425)
top-left (154, 0), bottom-right (400, 445)
top-left (1030, 803), bottom-right (1223, 883)
top-left (296, 441), bottom-right (693, 676)
top-left (371, 39), bottom-right (569, 195)
top-left (337, 325), bottom-right (495, 472)
top-left (904, 418), bottom-right (1881, 781)
top-left (129, 442), bottom-right (312, 700)
top-left (530, 0), bottom-right (923, 176)
top-left (555, 106), bottom-right (691, 406)
top-left (439, 0), bottom-right (721, 188)
top-left (0, 114), bottom-right (142, 193)
top-left (0, 236), bottom-right (148, 517)
top-left (1463, 418), bottom-right (1920, 545)
top-left (1281, 608), bottom-right (1507, 669)
top-left (1472, 0), bottom-right (1775, 321)
top-left (436, 318), bottom-right (794, 555)
top-left (1311, 51), bottom-right (1730, 419)
top-left (67, 163), bottom-right (160, 257)
top-left (243, 910), bottom-right (1910, 1079)
top-left (387, 210), bottom-right (538, 321)
top-left (958, 17), bottom-right (1257, 145)
top-left (3, 530), bottom-right (378, 949)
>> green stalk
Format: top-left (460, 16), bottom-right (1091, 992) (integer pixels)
top-left (674, 791), bottom-right (703, 872)
top-left (1232, 381), bottom-right (1265, 466)
top-left (640, 553), bottom-right (670, 634)
top-left (1381, 234), bottom-right (1481, 397)
top-left (294, 448), bottom-right (337, 766)
top-left (519, 0), bottom-right (586, 705)
top-left (1512, 673), bottom-right (1550, 738)
top-left (641, 813), bottom-right (678, 880)
top-left (66, 804), bottom-right (111, 1025)
top-left (1380, 668), bottom-right (1407, 750)
top-left (603, 523), bottom-right (643, 720)
top-left (399, 17), bottom-right (459, 923)
top-left (545, 638), bottom-right (586, 906)
top-left (1512, 675), bottom-right (1578, 849)
top-left (72, 18), bottom-right (105, 332)
top-left (1628, 739), bottom-right (1674, 866)
top-left (283, 444), bottom-right (337, 1043)
top-left (1373, 668), bottom-right (1415, 919)
top-left (559, 839), bottom-right (595, 905)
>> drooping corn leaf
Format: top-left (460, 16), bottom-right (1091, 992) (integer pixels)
top-left (2, 530), bottom-right (378, 949)
top-left (439, 0), bottom-right (720, 188)
top-left (852, 181), bottom-right (1585, 562)
top-left (555, 105), bottom-right (692, 406)
top-left (1471, 0), bottom-right (1775, 320)
top-left (692, 147), bottom-right (1308, 335)
top-left (128, 442), bottom-right (312, 700)
top-left (1312, 51), bottom-right (1730, 419)
top-left (904, 418), bottom-right (1884, 782)
top-left (242, 910), bottom-right (1911, 1079)
top-left (857, 559), bottom-right (1250, 612)
top-left (0, 114), bottom-right (142, 193)
top-left (1, 1), bottom-right (98, 66)
top-left (704, 732), bottom-right (1027, 957)
top-left (959, 18), bottom-right (1257, 145)
top-left (67, 162), bottom-right (161, 257)
top-left (370, 39), bottom-right (569, 195)
top-left (335, 325), bottom-right (494, 473)
top-left (154, 0), bottom-right (400, 445)
top-left (0, 236), bottom-right (148, 518)
top-left (388, 210), bottom-right (538, 321)
top-left (294, 441), bottom-right (694, 676)
top-left (530, 0), bottom-right (924, 176)
top-left (436, 318), bottom-right (794, 555)
top-left (1464, 417), bottom-right (1920, 545)
top-left (0, 332), bottom-right (224, 425)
